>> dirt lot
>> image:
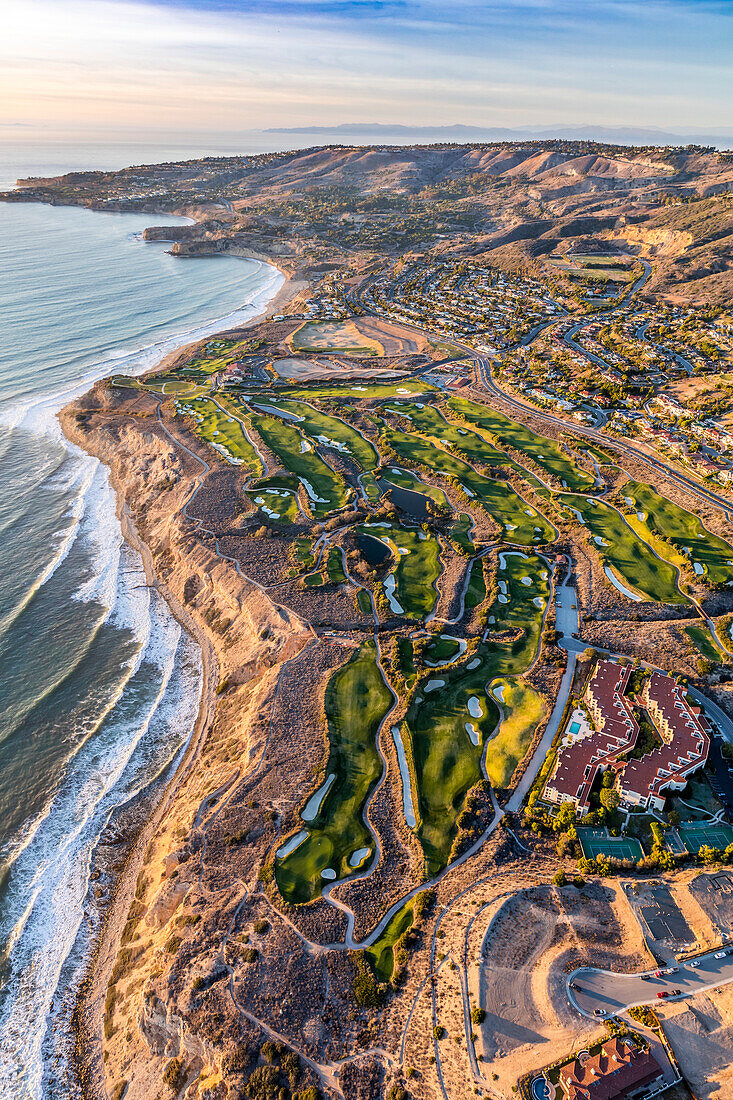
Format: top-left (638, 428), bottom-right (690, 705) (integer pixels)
top-left (467, 879), bottom-right (651, 1093)
top-left (270, 355), bottom-right (404, 381)
top-left (660, 984), bottom-right (733, 1100)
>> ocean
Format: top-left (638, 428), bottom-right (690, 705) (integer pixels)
top-left (0, 144), bottom-right (283, 1099)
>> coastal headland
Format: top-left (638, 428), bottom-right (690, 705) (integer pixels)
top-left (7, 140), bottom-right (733, 1100)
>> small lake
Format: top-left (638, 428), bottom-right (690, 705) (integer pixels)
top-left (358, 532), bottom-right (392, 567)
top-left (379, 478), bottom-right (433, 520)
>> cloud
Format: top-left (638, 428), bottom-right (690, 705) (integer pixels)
top-left (1, 0), bottom-right (731, 137)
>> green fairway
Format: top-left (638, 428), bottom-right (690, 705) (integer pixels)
top-left (559, 494), bottom-right (685, 603)
top-left (364, 901), bottom-right (415, 982)
top-left (386, 428), bottom-right (554, 544)
top-left (484, 680), bottom-right (546, 789)
top-left (252, 396), bottom-right (379, 472)
top-left (247, 477), bottom-right (299, 523)
top-left (275, 642), bottom-right (393, 904)
top-left (382, 399), bottom-right (511, 468)
top-left (686, 624), bottom-right (724, 662)
top-left (623, 481), bottom-right (733, 587)
top-left (448, 396), bottom-right (595, 491)
top-left (405, 552), bottom-right (550, 873)
top-left (280, 381), bottom-right (434, 401)
top-left (175, 395), bottom-right (262, 472)
top-left (358, 520), bottom-right (442, 618)
top-left (252, 413), bottom-right (351, 516)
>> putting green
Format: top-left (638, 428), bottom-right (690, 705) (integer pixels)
top-left (275, 641), bottom-right (393, 904)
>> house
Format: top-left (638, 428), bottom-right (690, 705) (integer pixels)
top-left (559, 1036), bottom-right (663, 1100)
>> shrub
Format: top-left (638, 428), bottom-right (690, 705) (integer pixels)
top-left (471, 1006), bottom-right (486, 1025)
top-left (573, 875), bottom-right (586, 889)
top-left (165, 935), bottom-right (182, 954)
top-left (241, 947), bottom-right (259, 963)
top-left (111, 1082), bottom-right (128, 1100)
top-left (351, 953), bottom-right (384, 1008)
top-left (553, 870), bottom-right (567, 888)
top-left (433, 1025), bottom-right (445, 1040)
top-left (253, 919), bottom-right (270, 935)
top-left (162, 1057), bottom-right (186, 1092)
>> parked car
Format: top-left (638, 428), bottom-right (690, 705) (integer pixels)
top-left (690, 960), bottom-right (700, 968)
top-left (641, 975), bottom-right (651, 981)
top-left (657, 991), bottom-right (669, 999)
top-left (593, 1009), bottom-right (606, 1017)
top-left (715, 952), bottom-right (726, 959)
top-left (671, 989), bottom-right (681, 996)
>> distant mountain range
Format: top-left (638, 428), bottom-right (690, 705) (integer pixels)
top-left (264, 122), bottom-right (733, 149)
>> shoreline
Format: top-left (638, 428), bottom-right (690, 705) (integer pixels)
top-left (58, 247), bottom-right (298, 1098)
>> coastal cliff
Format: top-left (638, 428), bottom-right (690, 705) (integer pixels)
top-left (60, 382), bottom-right (317, 1100)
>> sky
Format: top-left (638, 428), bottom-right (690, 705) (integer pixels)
top-left (2, 0), bottom-right (733, 143)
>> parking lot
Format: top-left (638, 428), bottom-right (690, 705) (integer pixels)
top-left (626, 880), bottom-right (695, 948)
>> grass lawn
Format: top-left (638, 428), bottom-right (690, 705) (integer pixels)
top-left (623, 481), bottom-right (733, 587)
top-left (257, 397), bottom-right (379, 472)
top-left (405, 553), bottom-right (549, 873)
top-left (176, 395), bottom-right (262, 473)
top-left (275, 641), bottom-right (393, 904)
top-left (359, 520), bottom-right (442, 618)
top-left (448, 396), bottom-right (595, 491)
top-left (252, 413), bottom-right (351, 516)
top-left (559, 493), bottom-right (685, 603)
top-left (386, 428), bottom-right (554, 545)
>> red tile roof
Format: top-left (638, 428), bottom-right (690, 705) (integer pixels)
top-left (619, 672), bottom-right (710, 805)
top-left (559, 1036), bottom-right (662, 1100)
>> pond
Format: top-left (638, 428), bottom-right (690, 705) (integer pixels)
top-left (378, 477), bottom-right (433, 520)
top-left (358, 532), bottom-right (392, 567)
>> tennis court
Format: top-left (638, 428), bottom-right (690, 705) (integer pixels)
top-left (676, 822), bottom-right (733, 854)
top-left (578, 828), bottom-right (644, 862)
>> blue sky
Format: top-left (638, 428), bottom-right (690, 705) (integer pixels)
top-left (2, 0), bottom-right (732, 140)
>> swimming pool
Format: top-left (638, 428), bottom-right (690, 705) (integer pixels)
top-left (569, 721), bottom-right (581, 734)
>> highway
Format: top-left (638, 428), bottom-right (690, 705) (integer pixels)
top-left (568, 947), bottom-right (733, 1019)
top-left (474, 355), bottom-right (733, 520)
